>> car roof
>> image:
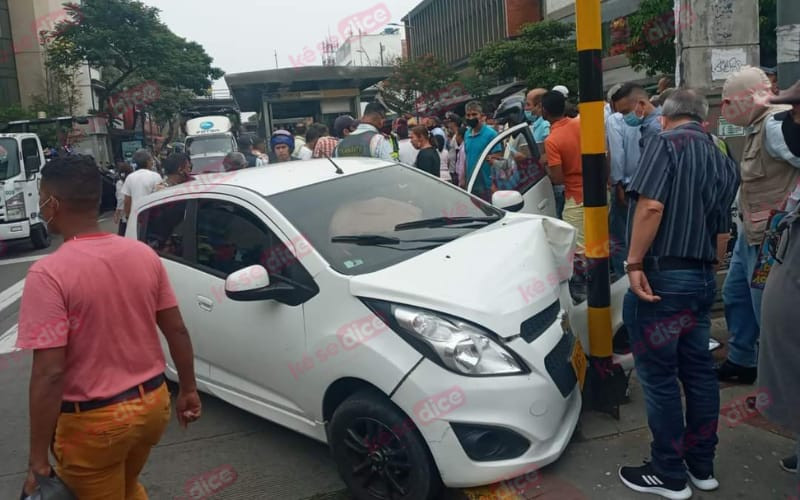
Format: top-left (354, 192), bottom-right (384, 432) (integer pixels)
top-left (183, 157), bottom-right (397, 197)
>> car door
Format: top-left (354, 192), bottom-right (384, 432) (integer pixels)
top-left (137, 200), bottom-right (211, 382)
top-left (188, 195), bottom-right (313, 428)
top-left (467, 122), bottom-right (556, 217)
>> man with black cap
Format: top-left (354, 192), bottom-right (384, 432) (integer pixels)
top-left (334, 103), bottom-right (394, 160)
top-left (333, 115), bottom-right (358, 140)
top-left (237, 136), bottom-right (266, 168)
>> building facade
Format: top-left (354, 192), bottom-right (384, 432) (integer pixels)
top-left (403, 0), bottom-right (542, 68)
top-left (336, 29), bottom-right (404, 67)
top-left (2, 0), bottom-right (97, 113)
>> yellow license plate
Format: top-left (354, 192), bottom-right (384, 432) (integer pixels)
top-left (571, 338), bottom-right (587, 390)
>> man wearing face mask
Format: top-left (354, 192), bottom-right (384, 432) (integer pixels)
top-left (525, 88), bottom-right (551, 143)
top-left (717, 66), bottom-right (800, 384)
top-left (612, 83), bottom-right (663, 145)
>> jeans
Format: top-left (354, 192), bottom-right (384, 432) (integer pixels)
top-left (623, 269), bottom-right (719, 480)
top-left (722, 235), bottom-right (763, 367)
top-left (609, 192), bottom-right (628, 277)
top-left (554, 184), bottom-right (565, 220)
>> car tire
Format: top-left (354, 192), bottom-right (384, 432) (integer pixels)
top-left (329, 389), bottom-right (442, 500)
top-left (30, 223), bottom-right (51, 249)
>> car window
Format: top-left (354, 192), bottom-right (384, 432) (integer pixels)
top-left (269, 164), bottom-right (503, 276)
top-left (138, 201), bottom-right (191, 260)
top-left (485, 126), bottom-right (547, 196)
top-left (21, 138), bottom-right (39, 161)
top-left (196, 199), bottom-right (286, 277)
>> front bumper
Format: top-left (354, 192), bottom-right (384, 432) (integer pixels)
top-left (0, 219), bottom-right (31, 240)
top-left (390, 319), bottom-right (581, 488)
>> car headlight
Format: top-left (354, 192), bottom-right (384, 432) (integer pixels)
top-left (362, 299), bottom-right (528, 376)
top-left (5, 192), bottom-right (26, 220)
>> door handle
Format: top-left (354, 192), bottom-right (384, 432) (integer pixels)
top-left (197, 296), bottom-right (214, 312)
top-left (537, 199), bottom-right (548, 210)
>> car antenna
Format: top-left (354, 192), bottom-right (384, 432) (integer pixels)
top-left (324, 155), bottom-right (345, 175)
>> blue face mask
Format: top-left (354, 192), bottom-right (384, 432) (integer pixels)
top-left (623, 110), bottom-right (644, 127)
top-left (525, 110), bottom-right (537, 122)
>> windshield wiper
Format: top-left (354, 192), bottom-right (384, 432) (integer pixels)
top-left (331, 234), bottom-right (458, 246)
top-left (394, 215), bottom-right (502, 231)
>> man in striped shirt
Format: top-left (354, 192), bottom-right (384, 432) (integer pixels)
top-left (618, 89), bottom-right (740, 499)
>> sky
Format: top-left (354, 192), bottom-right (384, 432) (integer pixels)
top-left (140, 0), bottom-right (422, 90)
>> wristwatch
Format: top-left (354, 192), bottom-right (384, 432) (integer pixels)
top-left (624, 261), bottom-right (644, 273)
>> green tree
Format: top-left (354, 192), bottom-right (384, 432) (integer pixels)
top-left (471, 20), bottom-right (578, 96)
top-left (627, 0), bottom-right (778, 76)
top-left (46, 0), bottom-right (223, 123)
top-left (381, 54), bottom-right (456, 115)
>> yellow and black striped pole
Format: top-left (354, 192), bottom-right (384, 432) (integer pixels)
top-left (576, 0), bottom-right (625, 416)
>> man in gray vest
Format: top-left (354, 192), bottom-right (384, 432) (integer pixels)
top-left (717, 66), bottom-right (800, 384)
top-left (334, 102), bottom-right (394, 161)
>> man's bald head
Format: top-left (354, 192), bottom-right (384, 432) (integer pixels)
top-left (526, 88), bottom-right (548, 116)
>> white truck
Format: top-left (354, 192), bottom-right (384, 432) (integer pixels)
top-left (184, 116), bottom-right (237, 173)
top-left (0, 133), bottom-right (50, 249)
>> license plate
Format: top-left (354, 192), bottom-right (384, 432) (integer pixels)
top-left (571, 338), bottom-right (587, 390)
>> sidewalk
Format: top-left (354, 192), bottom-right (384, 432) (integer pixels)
top-left (461, 317), bottom-right (798, 500)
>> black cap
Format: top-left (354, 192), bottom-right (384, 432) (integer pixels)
top-left (333, 115), bottom-right (357, 138)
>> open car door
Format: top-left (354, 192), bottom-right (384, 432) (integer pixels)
top-left (466, 122), bottom-right (556, 217)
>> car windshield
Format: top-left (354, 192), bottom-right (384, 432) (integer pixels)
top-left (0, 139), bottom-right (20, 181)
top-left (268, 164), bottom-right (504, 275)
top-left (186, 135), bottom-right (234, 156)
top-left (190, 156), bottom-right (226, 174)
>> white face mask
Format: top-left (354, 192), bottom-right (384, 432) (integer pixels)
top-left (39, 196), bottom-right (58, 225)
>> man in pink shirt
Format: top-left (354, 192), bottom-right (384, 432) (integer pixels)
top-left (18, 155), bottom-right (201, 499)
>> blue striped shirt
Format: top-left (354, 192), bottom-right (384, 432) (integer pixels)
top-left (626, 122), bottom-right (740, 262)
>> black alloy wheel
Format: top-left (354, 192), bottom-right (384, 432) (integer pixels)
top-left (329, 389), bottom-right (441, 500)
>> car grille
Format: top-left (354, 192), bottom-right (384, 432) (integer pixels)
top-left (544, 333), bottom-right (578, 398)
top-left (520, 300), bottom-right (560, 343)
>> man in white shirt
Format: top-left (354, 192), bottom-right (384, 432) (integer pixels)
top-left (122, 149), bottom-right (163, 219)
top-left (396, 119), bottom-right (419, 165)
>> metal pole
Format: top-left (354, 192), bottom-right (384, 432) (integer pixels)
top-left (575, 0), bottom-right (626, 418)
top-left (274, 50), bottom-right (278, 69)
top-left (777, 0), bottom-right (800, 88)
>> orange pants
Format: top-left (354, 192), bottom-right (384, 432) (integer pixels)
top-left (52, 383), bottom-right (171, 499)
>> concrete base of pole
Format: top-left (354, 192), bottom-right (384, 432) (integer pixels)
top-left (582, 356), bottom-right (629, 420)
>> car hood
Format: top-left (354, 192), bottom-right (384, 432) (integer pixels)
top-left (349, 215), bottom-right (576, 338)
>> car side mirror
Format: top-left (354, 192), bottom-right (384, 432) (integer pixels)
top-left (24, 155), bottom-right (41, 175)
top-left (492, 190), bottom-right (524, 212)
top-left (224, 265), bottom-right (296, 303)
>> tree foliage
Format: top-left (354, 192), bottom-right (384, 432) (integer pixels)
top-left (46, 0), bottom-right (223, 125)
top-left (627, 0), bottom-right (778, 76)
top-left (471, 20), bottom-right (578, 95)
top-left (381, 54), bottom-right (456, 115)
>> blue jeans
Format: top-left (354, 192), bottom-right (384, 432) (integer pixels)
top-left (609, 192), bottom-right (628, 277)
top-left (554, 184), bottom-right (565, 220)
top-left (722, 235), bottom-right (763, 367)
top-left (623, 269), bottom-right (719, 480)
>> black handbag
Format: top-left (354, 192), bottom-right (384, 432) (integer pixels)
top-left (19, 472), bottom-right (77, 500)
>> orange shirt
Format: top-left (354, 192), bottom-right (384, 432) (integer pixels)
top-left (17, 235), bottom-right (176, 401)
top-left (544, 117), bottom-right (584, 204)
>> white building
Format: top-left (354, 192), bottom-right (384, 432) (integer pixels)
top-left (336, 28), bottom-right (403, 67)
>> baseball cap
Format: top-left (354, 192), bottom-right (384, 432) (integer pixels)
top-left (333, 115), bottom-right (357, 138)
top-left (553, 85), bottom-right (569, 98)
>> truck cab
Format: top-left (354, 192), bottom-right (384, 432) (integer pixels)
top-left (0, 133), bottom-right (50, 249)
top-left (185, 116), bottom-right (237, 173)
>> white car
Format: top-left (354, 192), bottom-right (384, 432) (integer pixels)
top-left (132, 158), bottom-right (589, 499)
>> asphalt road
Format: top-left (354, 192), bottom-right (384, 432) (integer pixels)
top-left (1, 218), bottom-right (794, 500)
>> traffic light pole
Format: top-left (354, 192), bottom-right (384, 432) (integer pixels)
top-left (575, 0), bottom-right (627, 418)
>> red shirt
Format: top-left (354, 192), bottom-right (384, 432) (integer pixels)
top-left (17, 234), bottom-right (177, 401)
top-left (545, 117), bottom-right (584, 204)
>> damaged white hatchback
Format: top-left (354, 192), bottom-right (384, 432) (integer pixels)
top-left (134, 158), bottom-right (593, 500)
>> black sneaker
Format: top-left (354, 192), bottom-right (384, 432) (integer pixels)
top-left (618, 462), bottom-right (692, 500)
top-left (715, 359), bottom-right (757, 384)
top-left (780, 455), bottom-right (798, 473)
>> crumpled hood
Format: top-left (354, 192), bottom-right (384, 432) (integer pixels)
top-left (349, 214), bottom-right (576, 338)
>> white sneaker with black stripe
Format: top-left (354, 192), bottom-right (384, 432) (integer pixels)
top-left (687, 469), bottom-right (719, 491)
top-left (618, 462), bottom-right (692, 499)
